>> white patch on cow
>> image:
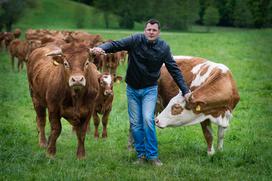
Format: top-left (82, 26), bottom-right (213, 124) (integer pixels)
top-left (208, 145), bottom-right (215, 156)
top-left (190, 61), bottom-right (229, 88)
top-left (209, 110), bottom-right (232, 128)
top-left (156, 92), bottom-right (233, 128)
top-left (173, 55), bottom-right (193, 60)
top-left (156, 92), bottom-right (208, 128)
top-left (217, 126), bottom-right (225, 151)
top-left (102, 75), bottom-right (112, 86)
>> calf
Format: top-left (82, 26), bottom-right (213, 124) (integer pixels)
top-left (27, 43), bottom-right (99, 159)
top-left (155, 56), bottom-right (240, 155)
top-left (9, 39), bottom-right (41, 72)
top-left (93, 72), bottom-right (114, 139)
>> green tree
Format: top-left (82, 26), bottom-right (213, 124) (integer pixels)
top-left (93, 0), bottom-right (114, 29)
top-left (151, 0), bottom-right (199, 30)
top-left (233, 0), bottom-right (254, 27)
top-left (0, 0), bottom-right (37, 31)
top-left (248, 0), bottom-right (272, 28)
top-left (203, 6), bottom-right (220, 32)
top-left (218, 0), bottom-right (236, 26)
top-left (113, 0), bottom-right (135, 29)
top-left (74, 6), bottom-right (86, 28)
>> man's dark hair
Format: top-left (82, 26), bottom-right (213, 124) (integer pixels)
top-left (145, 19), bottom-right (160, 29)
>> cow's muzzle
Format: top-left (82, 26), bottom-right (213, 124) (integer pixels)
top-left (69, 75), bottom-right (86, 89)
top-left (155, 118), bottom-right (164, 129)
top-left (104, 89), bottom-right (113, 96)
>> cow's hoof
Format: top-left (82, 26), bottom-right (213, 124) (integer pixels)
top-left (46, 152), bottom-right (55, 159)
top-left (39, 142), bottom-right (47, 148)
top-left (207, 146), bottom-right (215, 156)
top-left (217, 146), bottom-right (223, 152)
top-left (102, 134), bottom-right (107, 139)
top-left (77, 154), bottom-right (86, 160)
top-left (39, 136), bottom-right (47, 148)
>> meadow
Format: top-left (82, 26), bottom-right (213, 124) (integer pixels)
top-left (0, 27), bottom-right (272, 181)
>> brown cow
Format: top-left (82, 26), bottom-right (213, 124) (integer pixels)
top-left (93, 72), bottom-right (114, 139)
top-left (66, 31), bottom-right (103, 47)
top-left (27, 43), bottom-right (99, 159)
top-left (155, 56), bottom-right (240, 156)
top-left (3, 32), bottom-right (15, 50)
top-left (9, 39), bottom-right (41, 71)
top-left (13, 28), bottom-right (21, 39)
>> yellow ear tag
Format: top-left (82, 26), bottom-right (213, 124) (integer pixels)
top-left (53, 60), bottom-right (59, 66)
top-left (196, 105), bottom-right (201, 111)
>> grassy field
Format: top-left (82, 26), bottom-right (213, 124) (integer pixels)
top-left (15, 0), bottom-right (143, 31)
top-left (0, 28), bottom-right (272, 180)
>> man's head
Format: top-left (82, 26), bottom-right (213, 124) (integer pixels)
top-left (144, 19), bottom-right (160, 42)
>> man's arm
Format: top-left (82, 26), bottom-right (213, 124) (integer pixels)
top-left (90, 35), bottom-right (134, 55)
top-left (164, 47), bottom-right (190, 98)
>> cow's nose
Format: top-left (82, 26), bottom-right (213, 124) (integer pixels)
top-left (155, 118), bottom-right (159, 124)
top-left (69, 75), bottom-right (86, 87)
top-left (104, 90), bottom-right (113, 96)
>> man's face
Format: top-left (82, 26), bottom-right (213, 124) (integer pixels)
top-left (144, 23), bottom-right (160, 42)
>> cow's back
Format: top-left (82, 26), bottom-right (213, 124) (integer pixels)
top-left (158, 57), bottom-right (206, 107)
top-left (157, 56), bottom-right (240, 114)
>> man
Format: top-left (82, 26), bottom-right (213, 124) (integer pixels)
top-left (90, 19), bottom-right (190, 166)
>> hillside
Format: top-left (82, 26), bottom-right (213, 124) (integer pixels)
top-left (15, 0), bottom-right (120, 30)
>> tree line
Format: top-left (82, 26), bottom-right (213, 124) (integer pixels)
top-left (1, 0), bottom-right (271, 31)
top-left (75, 0), bottom-right (272, 29)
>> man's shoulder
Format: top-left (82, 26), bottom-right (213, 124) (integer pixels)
top-left (132, 33), bottom-right (144, 40)
top-left (157, 38), bottom-right (170, 50)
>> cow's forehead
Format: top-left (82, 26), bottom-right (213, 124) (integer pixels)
top-left (65, 52), bottom-right (89, 63)
top-left (102, 74), bottom-right (112, 85)
top-left (169, 92), bottom-right (186, 106)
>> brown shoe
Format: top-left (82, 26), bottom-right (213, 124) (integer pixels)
top-left (149, 158), bottom-right (163, 166)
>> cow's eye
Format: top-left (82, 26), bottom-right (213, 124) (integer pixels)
top-left (63, 60), bottom-right (70, 69)
top-left (84, 60), bottom-right (89, 68)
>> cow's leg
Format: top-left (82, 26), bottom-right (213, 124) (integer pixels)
top-left (75, 116), bottom-right (90, 159)
top-left (93, 111), bottom-right (100, 139)
top-left (217, 126), bottom-right (225, 151)
top-left (10, 56), bottom-right (15, 71)
top-left (47, 112), bottom-right (61, 158)
top-left (200, 119), bottom-right (215, 156)
top-left (18, 59), bottom-right (23, 72)
top-left (33, 98), bottom-right (47, 148)
top-left (102, 110), bottom-right (110, 138)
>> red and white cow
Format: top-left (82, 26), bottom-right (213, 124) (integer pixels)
top-left (93, 72), bottom-right (114, 139)
top-left (155, 56), bottom-right (240, 155)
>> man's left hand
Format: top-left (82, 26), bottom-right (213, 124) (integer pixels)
top-left (184, 92), bottom-right (191, 102)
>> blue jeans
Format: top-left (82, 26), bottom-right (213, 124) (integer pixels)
top-left (126, 84), bottom-right (158, 160)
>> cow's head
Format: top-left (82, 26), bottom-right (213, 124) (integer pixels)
top-left (155, 91), bottom-right (203, 128)
top-left (46, 44), bottom-right (93, 92)
top-left (98, 72), bottom-right (114, 96)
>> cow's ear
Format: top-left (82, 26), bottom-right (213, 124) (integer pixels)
top-left (46, 48), bottom-right (64, 65)
top-left (88, 48), bottom-right (96, 60)
top-left (97, 73), bottom-right (103, 83)
top-left (114, 75), bottom-right (123, 83)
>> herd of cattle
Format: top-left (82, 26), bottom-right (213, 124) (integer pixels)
top-left (1, 29), bottom-right (239, 159)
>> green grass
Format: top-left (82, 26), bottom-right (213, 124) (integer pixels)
top-left (15, 0), bottom-right (143, 31)
top-left (15, 0), bottom-right (118, 30)
top-left (1, 28), bottom-right (272, 180)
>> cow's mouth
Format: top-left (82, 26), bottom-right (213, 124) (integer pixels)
top-left (72, 85), bottom-right (84, 92)
top-left (155, 118), bottom-right (167, 129)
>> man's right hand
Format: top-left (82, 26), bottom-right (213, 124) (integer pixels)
top-left (89, 47), bottom-right (106, 55)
